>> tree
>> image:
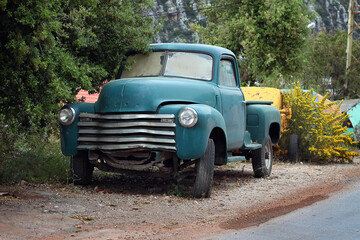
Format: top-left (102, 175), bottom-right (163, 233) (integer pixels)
top-left (0, 0), bottom-right (157, 132)
top-left (193, 0), bottom-right (312, 82)
top-left (302, 30), bottom-right (360, 99)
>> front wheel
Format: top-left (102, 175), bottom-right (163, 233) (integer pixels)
top-left (70, 151), bottom-right (94, 185)
top-left (252, 138), bottom-right (273, 178)
top-left (193, 139), bottom-right (215, 198)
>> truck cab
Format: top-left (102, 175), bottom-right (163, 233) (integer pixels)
top-left (59, 43), bottom-right (281, 198)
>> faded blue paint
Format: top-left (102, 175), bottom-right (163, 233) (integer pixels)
top-left (219, 85), bottom-right (246, 150)
top-left (348, 102), bottom-right (360, 141)
top-left (150, 43), bottom-right (234, 61)
top-left (94, 77), bottom-right (217, 113)
top-left (158, 104), bottom-right (227, 159)
top-left (227, 156), bottom-right (246, 162)
top-left (246, 103), bottom-right (281, 145)
top-left (60, 103), bottom-right (95, 156)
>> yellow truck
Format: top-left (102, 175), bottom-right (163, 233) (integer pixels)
top-left (242, 87), bottom-right (290, 134)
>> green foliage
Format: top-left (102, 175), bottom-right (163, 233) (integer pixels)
top-left (0, 0), bottom-right (157, 134)
top-left (0, 119), bottom-right (20, 162)
top-left (168, 172), bottom-right (187, 197)
top-left (301, 30), bottom-right (360, 99)
top-left (283, 83), bottom-right (359, 163)
top-left (0, 0), bottom-right (158, 181)
top-left (193, 0), bottom-right (312, 81)
top-left (0, 136), bottom-right (69, 183)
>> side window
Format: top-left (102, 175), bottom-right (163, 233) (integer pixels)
top-left (219, 59), bottom-right (237, 87)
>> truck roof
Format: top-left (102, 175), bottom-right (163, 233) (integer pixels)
top-left (150, 43), bottom-right (235, 58)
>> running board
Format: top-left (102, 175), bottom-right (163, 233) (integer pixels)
top-left (227, 156), bottom-right (246, 162)
top-left (243, 131), bottom-right (262, 150)
top-left (243, 143), bottom-right (262, 150)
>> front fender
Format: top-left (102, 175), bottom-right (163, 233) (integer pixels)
top-left (158, 104), bottom-right (227, 159)
top-left (60, 102), bottom-right (95, 156)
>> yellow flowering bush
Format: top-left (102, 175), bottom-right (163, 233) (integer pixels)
top-left (283, 83), bottom-right (358, 163)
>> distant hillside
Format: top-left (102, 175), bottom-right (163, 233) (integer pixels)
top-left (149, 0), bottom-right (350, 43)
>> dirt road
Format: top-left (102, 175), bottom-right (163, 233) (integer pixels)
top-left (1, 158), bottom-right (360, 240)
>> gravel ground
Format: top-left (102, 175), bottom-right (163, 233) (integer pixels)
top-left (1, 157), bottom-right (360, 240)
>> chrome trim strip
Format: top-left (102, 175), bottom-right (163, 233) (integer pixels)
top-left (77, 143), bottom-right (177, 151)
top-left (78, 121), bottom-right (176, 128)
top-left (79, 112), bottom-right (175, 120)
top-left (78, 136), bottom-right (176, 144)
top-left (78, 128), bottom-right (175, 136)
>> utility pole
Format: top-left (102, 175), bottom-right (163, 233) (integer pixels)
top-left (346, 0), bottom-right (360, 73)
top-left (345, 0), bottom-right (360, 98)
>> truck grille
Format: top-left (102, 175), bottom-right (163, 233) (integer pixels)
top-left (77, 113), bottom-right (177, 151)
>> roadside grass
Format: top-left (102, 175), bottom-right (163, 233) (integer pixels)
top-left (0, 135), bottom-right (69, 184)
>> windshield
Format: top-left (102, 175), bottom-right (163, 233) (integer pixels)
top-left (121, 51), bottom-right (213, 80)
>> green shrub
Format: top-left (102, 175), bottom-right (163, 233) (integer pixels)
top-left (282, 83), bottom-right (359, 163)
top-left (0, 123), bottom-right (19, 163)
top-left (0, 135), bottom-right (69, 184)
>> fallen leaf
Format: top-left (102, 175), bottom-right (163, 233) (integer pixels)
top-left (71, 215), bottom-right (94, 222)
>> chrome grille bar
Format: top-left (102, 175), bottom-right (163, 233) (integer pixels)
top-left (77, 113), bottom-right (176, 151)
top-left (78, 136), bottom-right (175, 144)
top-left (78, 121), bottom-right (176, 128)
top-left (77, 143), bottom-right (176, 151)
top-left (79, 113), bottom-right (175, 120)
top-left (78, 128), bottom-right (175, 136)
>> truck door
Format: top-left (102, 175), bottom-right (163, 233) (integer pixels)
top-left (218, 56), bottom-right (246, 150)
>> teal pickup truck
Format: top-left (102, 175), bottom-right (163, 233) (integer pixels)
top-left (59, 43), bottom-right (281, 198)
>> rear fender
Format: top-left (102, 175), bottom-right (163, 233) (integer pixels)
top-left (246, 104), bottom-right (281, 146)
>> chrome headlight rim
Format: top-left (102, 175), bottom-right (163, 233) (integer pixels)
top-left (59, 107), bottom-right (75, 126)
top-left (178, 107), bottom-right (198, 128)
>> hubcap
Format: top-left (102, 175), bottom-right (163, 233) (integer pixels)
top-left (264, 142), bottom-right (272, 169)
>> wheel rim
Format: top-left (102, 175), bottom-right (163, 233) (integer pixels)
top-left (264, 142), bottom-right (272, 169)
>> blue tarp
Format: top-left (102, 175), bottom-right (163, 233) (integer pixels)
top-left (347, 102), bottom-right (360, 141)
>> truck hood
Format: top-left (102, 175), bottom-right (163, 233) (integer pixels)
top-left (94, 77), bottom-right (217, 113)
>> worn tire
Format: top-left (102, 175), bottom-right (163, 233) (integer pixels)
top-left (70, 151), bottom-right (94, 185)
top-left (288, 134), bottom-right (299, 163)
top-left (193, 139), bottom-right (215, 198)
top-left (252, 138), bottom-right (273, 178)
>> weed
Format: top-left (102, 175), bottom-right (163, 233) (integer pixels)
top-left (168, 172), bottom-right (186, 197)
top-left (0, 136), bottom-right (69, 184)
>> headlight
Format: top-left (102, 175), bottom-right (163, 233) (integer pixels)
top-left (178, 107), bottom-right (198, 128)
top-left (59, 107), bottom-right (75, 126)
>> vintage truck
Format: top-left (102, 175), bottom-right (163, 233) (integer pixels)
top-left (59, 43), bottom-right (281, 198)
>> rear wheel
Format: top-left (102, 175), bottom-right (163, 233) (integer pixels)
top-left (193, 139), bottom-right (215, 198)
top-left (70, 151), bottom-right (94, 185)
top-left (252, 138), bottom-right (273, 178)
top-left (288, 134), bottom-right (299, 162)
